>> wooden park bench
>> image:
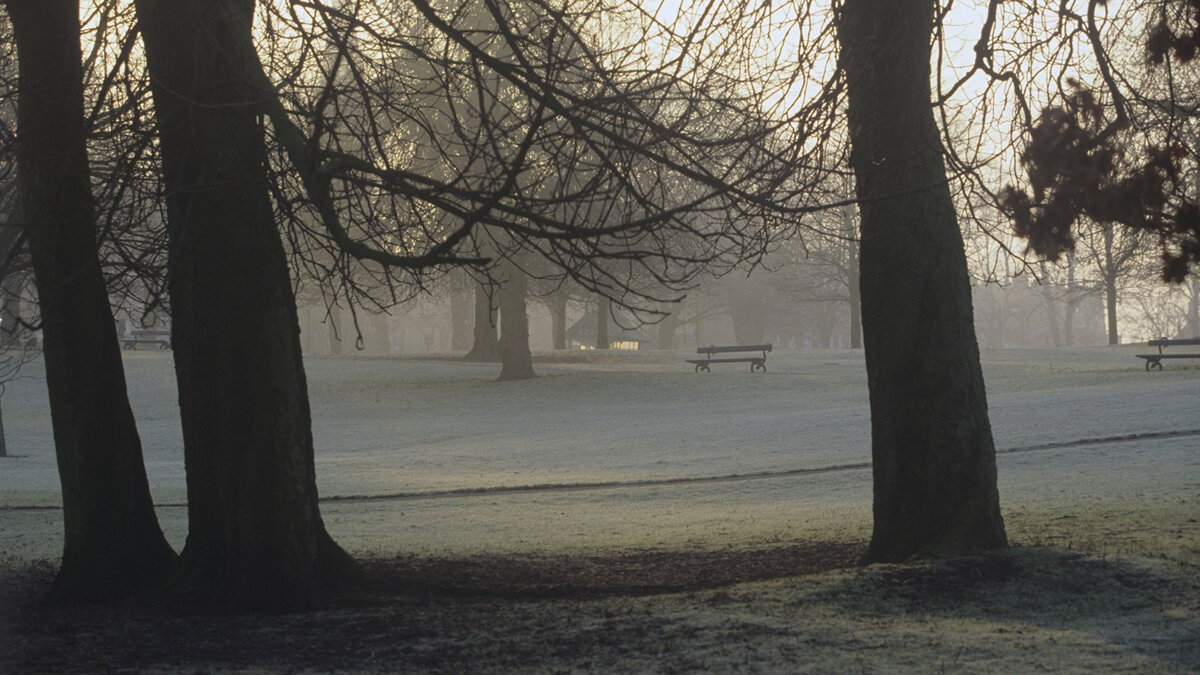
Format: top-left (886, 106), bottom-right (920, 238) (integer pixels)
top-left (1136, 337), bottom-right (1200, 370)
top-left (686, 343), bottom-right (772, 373)
top-left (123, 329), bottom-right (171, 350)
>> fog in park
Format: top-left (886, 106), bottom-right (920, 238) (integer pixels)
top-left (2, 0), bottom-right (1200, 671)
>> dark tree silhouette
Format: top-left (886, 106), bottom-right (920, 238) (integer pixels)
top-left (840, 0), bottom-right (1007, 562)
top-left (133, 0), bottom-right (356, 610)
top-left (5, 0), bottom-right (175, 599)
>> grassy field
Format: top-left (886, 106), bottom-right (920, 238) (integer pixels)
top-left (1, 347), bottom-right (1198, 671)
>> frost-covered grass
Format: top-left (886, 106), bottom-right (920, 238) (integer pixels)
top-left (2, 346), bottom-right (1198, 672)
top-left (2, 346), bottom-right (1197, 556)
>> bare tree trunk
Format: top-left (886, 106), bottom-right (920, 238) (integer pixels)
top-left (1103, 224), bottom-right (1120, 344)
top-left (1187, 276), bottom-right (1200, 336)
top-left (464, 281), bottom-right (500, 361)
top-left (848, 258), bottom-right (863, 350)
top-left (840, 0), bottom-right (1006, 563)
top-left (596, 294), bottom-right (610, 349)
top-left (135, 0), bottom-right (355, 611)
top-left (498, 259), bottom-right (535, 380)
top-left (1064, 253), bottom-right (1078, 346)
top-left (1039, 262), bottom-right (1063, 348)
top-left (8, 0), bottom-right (176, 599)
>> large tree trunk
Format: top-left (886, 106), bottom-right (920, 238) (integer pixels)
top-left (498, 259), bottom-right (535, 380)
top-left (135, 0), bottom-right (355, 611)
top-left (8, 0), bottom-right (176, 598)
top-left (464, 281), bottom-right (500, 361)
top-left (839, 0), bottom-right (1006, 563)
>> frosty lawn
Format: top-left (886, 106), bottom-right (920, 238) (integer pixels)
top-left (2, 346), bottom-right (1196, 559)
top-left (2, 346), bottom-right (1198, 672)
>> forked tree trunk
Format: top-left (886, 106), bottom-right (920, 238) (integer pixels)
top-left (135, 0), bottom-right (355, 611)
top-left (464, 282), bottom-right (501, 361)
top-left (839, 0), bottom-right (1006, 563)
top-left (498, 259), bottom-right (535, 380)
top-left (8, 0), bottom-right (176, 598)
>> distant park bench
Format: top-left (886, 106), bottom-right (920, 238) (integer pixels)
top-left (1136, 337), bottom-right (1200, 371)
top-left (123, 329), bottom-right (171, 350)
top-left (686, 343), bottom-right (772, 373)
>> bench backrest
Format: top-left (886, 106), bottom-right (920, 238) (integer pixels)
top-left (1149, 337), bottom-right (1200, 347)
top-left (697, 343), bottom-right (772, 355)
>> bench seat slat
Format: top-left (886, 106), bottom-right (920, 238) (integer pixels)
top-left (696, 344), bottom-right (772, 355)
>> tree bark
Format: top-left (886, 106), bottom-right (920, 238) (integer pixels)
top-left (839, 0), bottom-right (1006, 563)
top-left (498, 259), bottom-right (535, 380)
top-left (134, 0), bottom-right (355, 611)
top-left (8, 0), bottom-right (176, 598)
top-left (464, 281), bottom-right (500, 361)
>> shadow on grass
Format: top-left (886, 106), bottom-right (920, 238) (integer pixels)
top-left (3, 542), bottom-right (864, 673)
top-left (5, 545), bottom-right (1197, 673)
top-left (827, 547), bottom-right (1200, 671)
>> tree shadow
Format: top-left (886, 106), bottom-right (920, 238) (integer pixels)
top-left (828, 547), bottom-right (1199, 670)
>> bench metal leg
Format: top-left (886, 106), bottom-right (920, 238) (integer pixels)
top-left (1146, 359), bottom-right (1163, 371)
top-left (694, 363), bottom-right (710, 373)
